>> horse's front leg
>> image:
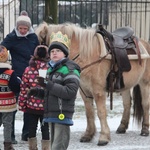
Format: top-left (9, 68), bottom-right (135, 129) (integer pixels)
top-left (116, 90), bottom-right (131, 134)
top-left (94, 92), bottom-right (110, 146)
top-left (80, 91), bottom-right (96, 142)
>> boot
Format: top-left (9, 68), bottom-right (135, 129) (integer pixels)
top-left (41, 140), bottom-right (50, 150)
top-left (4, 142), bottom-right (15, 150)
top-left (28, 137), bottom-right (38, 150)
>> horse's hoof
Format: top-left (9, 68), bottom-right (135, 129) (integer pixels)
top-left (116, 128), bottom-right (126, 134)
top-left (97, 140), bottom-right (108, 146)
top-left (80, 136), bottom-right (91, 142)
top-left (140, 132), bottom-right (149, 136)
top-left (140, 127), bottom-right (149, 136)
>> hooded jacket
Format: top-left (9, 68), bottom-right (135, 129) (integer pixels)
top-left (18, 59), bottom-right (49, 115)
top-left (35, 58), bottom-right (80, 122)
top-left (1, 28), bottom-right (39, 78)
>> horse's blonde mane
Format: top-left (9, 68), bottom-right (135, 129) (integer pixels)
top-left (35, 22), bottom-right (100, 58)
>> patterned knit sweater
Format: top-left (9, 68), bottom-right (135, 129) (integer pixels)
top-left (0, 63), bottom-right (20, 112)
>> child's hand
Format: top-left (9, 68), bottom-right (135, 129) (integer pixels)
top-left (27, 88), bottom-right (38, 98)
top-left (36, 76), bottom-right (46, 88)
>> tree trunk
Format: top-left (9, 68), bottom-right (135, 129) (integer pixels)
top-left (45, 0), bottom-right (58, 24)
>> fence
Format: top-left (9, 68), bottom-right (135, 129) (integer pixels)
top-left (1, 0), bottom-right (150, 42)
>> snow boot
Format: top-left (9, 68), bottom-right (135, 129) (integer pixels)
top-left (28, 137), bottom-right (38, 150)
top-left (4, 142), bottom-right (15, 150)
top-left (41, 140), bottom-right (50, 150)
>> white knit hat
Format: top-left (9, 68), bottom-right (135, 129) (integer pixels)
top-left (16, 10), bottom-right (31, 29)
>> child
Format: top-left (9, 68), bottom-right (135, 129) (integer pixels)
top-left (0, 45), bottom-right (21, 150)
top-left (18, 45), bottom-right (50, 150)
top-left (28, 31), bottom-right (80, 150)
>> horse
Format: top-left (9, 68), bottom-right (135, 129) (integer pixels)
top-left (35, 22), bottom-right (150, 146)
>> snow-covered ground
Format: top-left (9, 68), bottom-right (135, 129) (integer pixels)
top-left (0, 93), bottom-right (150, 150)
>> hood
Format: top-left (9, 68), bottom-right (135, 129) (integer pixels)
top-left (14, 26), bottom-right (35, 37)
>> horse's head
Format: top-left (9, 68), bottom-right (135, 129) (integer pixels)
top-left (35, 22), bottom-right (50, 45)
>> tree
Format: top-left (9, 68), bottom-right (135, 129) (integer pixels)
top-left (45, 0), bottom-right (58, 24)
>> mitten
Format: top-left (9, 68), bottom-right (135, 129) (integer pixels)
top-left (27, 88), bottom-right (38, 98)
top-left (37, 76), bottom-right (46, 88)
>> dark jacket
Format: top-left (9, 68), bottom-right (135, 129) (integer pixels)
top-left (1, 28), bottom-right (39, 78)
top-left (35, 58), bottom-right (80, 119)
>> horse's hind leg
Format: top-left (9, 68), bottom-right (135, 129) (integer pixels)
top-left (116, 90), bottom-right (131, 134)
top-left (79, 91), bottom-right (96, 142)
top-left (138, 83), bottom-right (149, 136)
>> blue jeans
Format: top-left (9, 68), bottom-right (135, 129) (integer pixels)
top-left (2, 112), bottom-right (13, 142)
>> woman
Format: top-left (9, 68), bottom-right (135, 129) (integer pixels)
top-left (1, 10), bottom-right (39, 143)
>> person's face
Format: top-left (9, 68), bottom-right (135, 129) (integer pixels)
top-left (18, 25), bottom-right (29, 35)
top-left (50, 48), bottom-right (66, 62)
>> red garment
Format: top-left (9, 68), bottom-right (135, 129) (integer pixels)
top-left (18, 60), bottom-right (48, 114)
top-left (0, 70), bottom-right (17, 112)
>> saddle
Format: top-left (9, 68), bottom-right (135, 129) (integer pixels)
top-left (97, 24), bottom-right (141, 91)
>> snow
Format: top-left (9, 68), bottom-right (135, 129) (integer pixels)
top-left (0, 0), bottom-right (13, 5)
top-left (0, 93), bottom-right (140, 134)
top-left (0, 93), bottom-right (140, 133)
top-left (0, 93), bottom-right (149, 150)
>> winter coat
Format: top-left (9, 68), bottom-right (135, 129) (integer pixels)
top-left (1, 28), bottom-right (39, 78)
top-left (35, 58), bottom-right (80, 120)
top-left (18, 60), bottom-right (49, 115)
top-left (0, 63), bottom-right (21, 112)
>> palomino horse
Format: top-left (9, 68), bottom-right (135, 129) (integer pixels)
top-left (35, 22), bottom-right (150, 146)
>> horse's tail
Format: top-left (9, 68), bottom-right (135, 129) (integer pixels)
top-left (132, 84), bottom-right (143, 124)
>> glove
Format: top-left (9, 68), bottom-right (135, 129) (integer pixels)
top-left (37, 76), bottom-right (46, 88)
top-left (27, 88), bottom-right (38, 98)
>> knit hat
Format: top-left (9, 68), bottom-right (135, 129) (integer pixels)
top-left (29, 45), bottom-right (49, 67)
top-left (16, 10), bottom-right (31, 29)
top-left (48, 31), bottom-right (71, 57)
top-left (0, 45), bottom-right (8, 63)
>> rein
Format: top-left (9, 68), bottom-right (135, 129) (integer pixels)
top-left (81, 53), bottom-right (110, 71)
top-left (72, 52), bottom-right (110, 99)
top-left (72, 52), bottom-right (110, 71)
top-left (72, 54), bottom-right (80, 61)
